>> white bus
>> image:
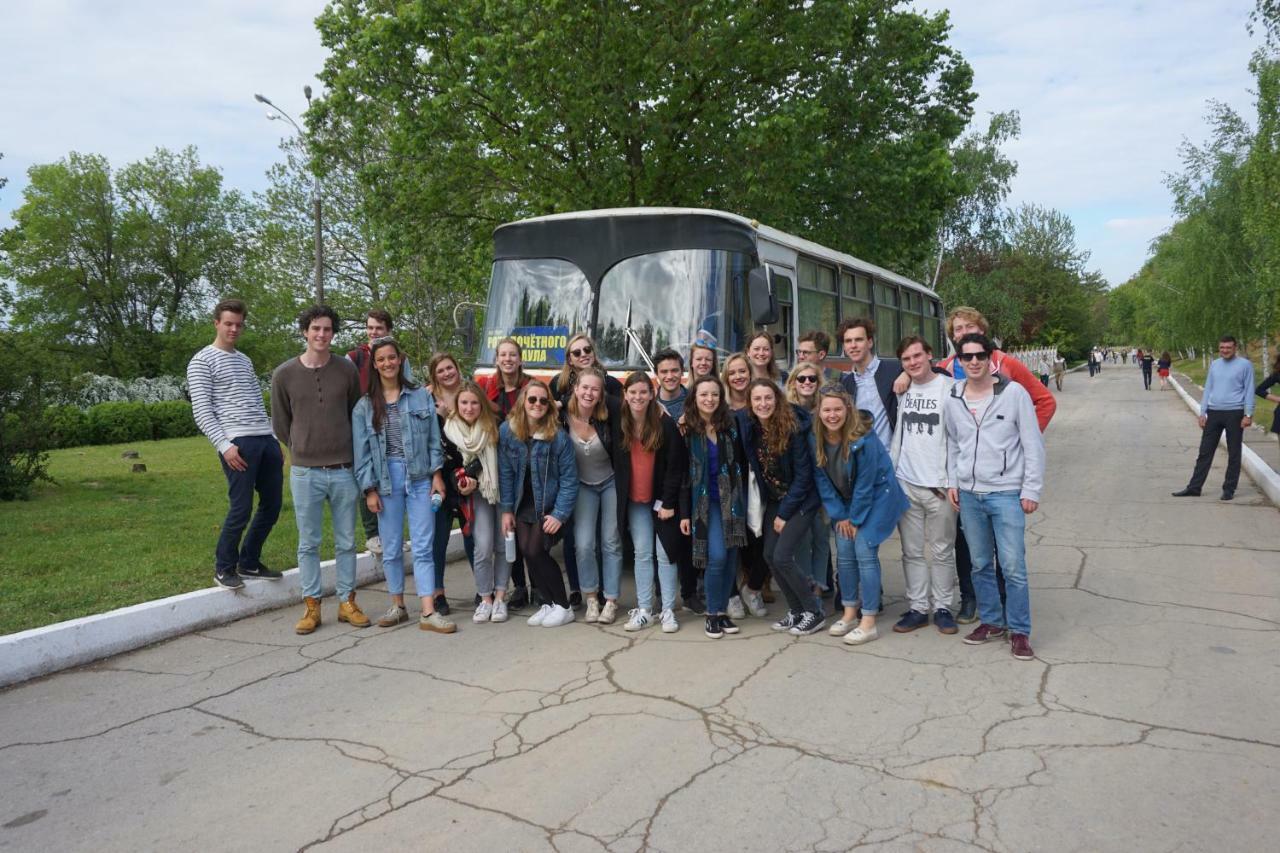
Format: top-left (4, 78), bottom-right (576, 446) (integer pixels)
top-left (464, 207), bottom-right (943, 374)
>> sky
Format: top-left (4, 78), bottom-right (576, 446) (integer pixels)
top-left (0, 1), bottom-right (1265, 287)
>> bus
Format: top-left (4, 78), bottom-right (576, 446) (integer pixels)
top-left (463, 208), bottom-right (943, 376)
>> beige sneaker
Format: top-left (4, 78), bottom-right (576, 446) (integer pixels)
top-left (598, 600), bottom-right (618, 625)
top-left (584, 596), bottom-right (601, 623)
top-left (294, 597), bottom-right (321, 635)
top-left (377, 604), bottom-right (408, 627)
top-left (419, 611), bottom-right (457, 634)
top-left (337, 593), bottom-right (371, 628)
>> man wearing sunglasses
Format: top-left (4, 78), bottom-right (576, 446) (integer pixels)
top-left (944, 333), bottom-right (1044, 661)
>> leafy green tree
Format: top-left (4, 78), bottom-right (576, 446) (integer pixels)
top-left (0, 331), bottom-right (54, 500)
top-left (309, 0), bottom-right (977, 286)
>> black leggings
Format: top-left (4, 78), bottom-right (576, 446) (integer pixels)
top-left (516, 519), bottom-right (568, 607)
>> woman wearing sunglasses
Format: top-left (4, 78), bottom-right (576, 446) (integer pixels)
top-left (551, 333), bottom-right (623, 406)
top-left (784, 362), bottom-right (831, 599)
top-left (499, 380), bottom-right (579, 628)
top-left (353, 337), bottom-right (455, 634)
top-left (812, 385), bottom-right (908, 646)
top-left (561, 367), bottom-right (625, 624)
top-left (785, 363), bottom-right (822, 412)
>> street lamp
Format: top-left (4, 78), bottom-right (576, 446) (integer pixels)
top-left (255, 89), bottom-right (324, 304)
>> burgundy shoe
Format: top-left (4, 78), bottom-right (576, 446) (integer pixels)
top-left (963, 623), bottom-right (1008, 645)
top-left (1010, 633), bottom-right (1035, 660)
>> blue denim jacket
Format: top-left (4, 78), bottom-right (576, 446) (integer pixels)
top-left (814, 431), bottom-right (908, 547)
top-left (352, 387), bottom-right (443, 495)
top-left (498, 422), bottom-right (578, 522)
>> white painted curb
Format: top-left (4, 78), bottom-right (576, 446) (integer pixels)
top-left (1169, 375), bottom-right (1280, 508)
top-left (0, 530), bottom-right (467, 689)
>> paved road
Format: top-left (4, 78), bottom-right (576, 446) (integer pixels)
top-left (2, 367), bottom-right (1277, 852)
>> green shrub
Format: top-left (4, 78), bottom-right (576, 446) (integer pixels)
top-left (147, 400), bottom-right (198, 440)
top-left (86, 401), bottom-right (152, 445)
top-left (44, 405), bottom-right (91, 449)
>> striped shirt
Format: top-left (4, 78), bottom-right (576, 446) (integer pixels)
top-left (187, 345), bottom-right (273, 454)
top-left (384, 400), bottom-right (405, 458)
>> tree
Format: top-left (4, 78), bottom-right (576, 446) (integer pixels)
top-left (0, 147), bottom-right (254, 377)
top-left (309, 0), bottom-right (977, 288)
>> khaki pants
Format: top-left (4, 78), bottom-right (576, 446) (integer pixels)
top-left (897, 481), bottom-right (958, 613)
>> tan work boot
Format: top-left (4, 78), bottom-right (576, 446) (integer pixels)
top-left (337, 593), bottom-right (371, 628)
top-left (295, 597), bottom-right (322, 635)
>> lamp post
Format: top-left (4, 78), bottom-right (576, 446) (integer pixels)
top-left (255, 88), bottom-right (324, 304)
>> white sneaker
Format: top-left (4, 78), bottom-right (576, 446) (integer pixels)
top-left (366, 535), bottom-right (383, 555)
top-left (584, 596), bottom-right (601, 623)
top-left (744, 590), bottom-right (768, 617)
top-left (527, 604), bottom-right (552, 627)
top-left (828, 619), bottom-right (855, 637)
top-left (473, 600), bottom-right (493, 623)
top-left (727, 595), bottom-right (747, 620)
top-left (599, 600), bottom-right (618, 625)
top-left (843, 625), bottom-right (879, 645)
top-left (624, 608), bottom-right (652, 632)
top-left (490, 600), bottom-right (508, 623)
top-left (660, 609), bottom-right (679, 633)
top-left (541, 603), bottom-right (575, 627)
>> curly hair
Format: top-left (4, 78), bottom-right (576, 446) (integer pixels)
top-left (748, 379), bottom-right (795, 457)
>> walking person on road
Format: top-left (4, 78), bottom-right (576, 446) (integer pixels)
top-left (1139, 350), bottom-right (1155, 391)
top-left (1157, 351), bottom-right (1172, 391)
top-left (1172, 335), bottom-right (1255, 501)
top-left (188, 298), bottom-right (284, 590)
top-left (353, 337), bottom-right (455, 633)
top-left (944, 333), bottom-right (1045, 661)
top-left (272, 305), bottom-right (366, 634)
top-left (1052, 354), bottom-right (1066, 392)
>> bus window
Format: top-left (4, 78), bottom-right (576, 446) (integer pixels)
top-left (874, 282), bottom-right (899, 358)
top-left (480, 258), bottom-right (590, 367)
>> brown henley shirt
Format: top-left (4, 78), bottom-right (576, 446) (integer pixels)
top-left (270, 355), bottom-right (362, 467)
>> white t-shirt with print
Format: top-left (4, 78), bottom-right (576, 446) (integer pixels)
top-left (896, 375), bottom-right (950, 488)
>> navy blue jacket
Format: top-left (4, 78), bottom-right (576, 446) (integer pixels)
top-left (736, 405), bottom-right (820, 520)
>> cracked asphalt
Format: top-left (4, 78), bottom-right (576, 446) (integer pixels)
top-left (2, 367), bottom-right (1277, 852)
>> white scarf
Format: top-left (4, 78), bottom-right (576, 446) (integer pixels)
top-left (443, 417), bottom-right (500, 504)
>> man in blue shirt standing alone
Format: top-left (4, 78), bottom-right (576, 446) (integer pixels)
top-left (1172, 335), bottom-right (1256, 501)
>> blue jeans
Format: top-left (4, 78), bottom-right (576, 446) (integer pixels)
top-left (431, 500), bottom-right (452, 593)
top-left (628, 501), bottom-right (676, 612)
top-left (575, 478), bottom-right (623, 598)
top-left (958, 490), bottom-right (1031, 635)
top-left (834, 526), bottom-right (881, 614)
top-left (216, 434), bottom-right (283, 572)
top-left (704, 503), bottom-right (738, 614)
top-left (291, 465), bottom-right (358, 599)
top-left (378, 459), bottom-right (437, 597)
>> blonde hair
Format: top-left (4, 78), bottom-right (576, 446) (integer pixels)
top-left (556, 332), bottom-right (600, 395)
top-left (784, 363), bottom-right (821, 410)
top-left (813, 386), bottom-right (869, 467)
top-left (945, 306), bottom-right (988, 339)
top-left (721, 352), bottom-right (752, 409)
top-left (448, 381), bottom-right (499, 445)
top-left (566, 367), bottom-right (609, 421)
top-left (508, 380), bottom-right (557, 441)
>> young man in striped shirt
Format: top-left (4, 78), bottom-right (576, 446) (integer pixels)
top-left (187, 299), bottom-right (284, 590)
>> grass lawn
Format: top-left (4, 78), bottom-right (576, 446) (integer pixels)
top-left (1173, 355), bottom-right (1277, 430)
top-left (0, 436), bottom-right (372, 636)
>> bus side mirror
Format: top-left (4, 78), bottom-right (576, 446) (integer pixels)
top-left (456, 306), bottom-right (476, 355)
top-left (748, 267), bottom-right (778, 326)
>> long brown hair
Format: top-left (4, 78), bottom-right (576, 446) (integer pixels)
top-left (448, 381), bottom-right (499, 445)
top-left (495, 337), bottom-right (527, 389)
top-left (684, 376), bottom-right (732, 437)
top-left (368, 338), bottom-right (418, 433)
top-left (508, 379), bottom-right (557, 441)
top-left (566, 366), bottom-right (609, 422)
top-left (748, 378), bottom-right (796, 456)
top-left (621, 371), bottom-right (663, 452)
top-left (813, 385), bottom-right (868, 467)
top-left (556, 332), bottom-right (601, 396)
top-left (428, 352), bottom-right (462, 390)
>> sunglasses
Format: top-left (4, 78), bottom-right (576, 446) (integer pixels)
top-left (525, 396), bottom-right (550, 406)
top-left (957, 351), bottom-right (990, 362)
top-left (795, 374), bottom-right (820, 384)
top-left (569, 345), bottom-right (593, 358)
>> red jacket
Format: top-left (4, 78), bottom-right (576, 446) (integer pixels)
top-left (939, 350), bottom-right (1056, 432)
top-left (476, 372), bottom-right (530, 419)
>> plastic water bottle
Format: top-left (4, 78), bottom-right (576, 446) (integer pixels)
top-left (431, 492), bottom-right (443, 513)
top-left (504, 530), bottom-right (517, 563)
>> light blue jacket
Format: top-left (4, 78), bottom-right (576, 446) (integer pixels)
top-left (353, 386), bottom-right (443, 495)
top-left (814, 431), bottom-right (908, 547)
top-left (498, 422), bottom-right (578, 522)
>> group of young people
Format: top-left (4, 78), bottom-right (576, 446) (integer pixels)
top-left (190, 299), bottom-right (1052, 660)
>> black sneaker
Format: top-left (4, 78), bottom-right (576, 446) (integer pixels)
top-left (569, 590), bottom-right (583, 609)
top-left (704, 615), bottom-right (724, 639)
top-left (433, 593), bottom-right (451, 616)
top-left (771, 612), bottom-right (801, 632)
top-left (239, 564), bottom-right (283, 580)
top-left (474, 593), bottom-right (482, 607)
top-left (718, 614), bottom-right (740, 635)
top-left (215, 568), bottom-right (244, 590)
top-left (508, 586), bottom-right (529, 610)
top-left (682, 593), bottom-right (707, 615)
top-left (788, 611), bottom-right (826, 636)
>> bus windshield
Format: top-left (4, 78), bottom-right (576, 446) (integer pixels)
top-left (479, 249), bottom-right (753, 369)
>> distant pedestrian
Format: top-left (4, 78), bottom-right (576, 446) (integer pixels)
top-left (1139, 350), bottom-right (1154, 391)
top-left (1157, 352), bottom-right (1172, 391)
top-left (945, 333), bottom-right (1045, 661)
top-left (1172, 335), bottom-right (1255, 501)
top-left (1052, 355), bottom-right (1066, 392)
top-left (1257, 351), bottom-right (1280, 465)
top-left (188, 298), bottom-right (284, 591)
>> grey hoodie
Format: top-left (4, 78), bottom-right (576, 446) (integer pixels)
top-left (944, 374), bottom-right (1045, 502)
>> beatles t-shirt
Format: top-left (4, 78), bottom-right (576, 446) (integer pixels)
top-left (897, 375), bottom-right (948, 488)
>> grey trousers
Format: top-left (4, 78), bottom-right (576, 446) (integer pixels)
top-left (469, 493), bottom-right (508, 596)
top-left (763, 503), bottom-right (823, 615)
